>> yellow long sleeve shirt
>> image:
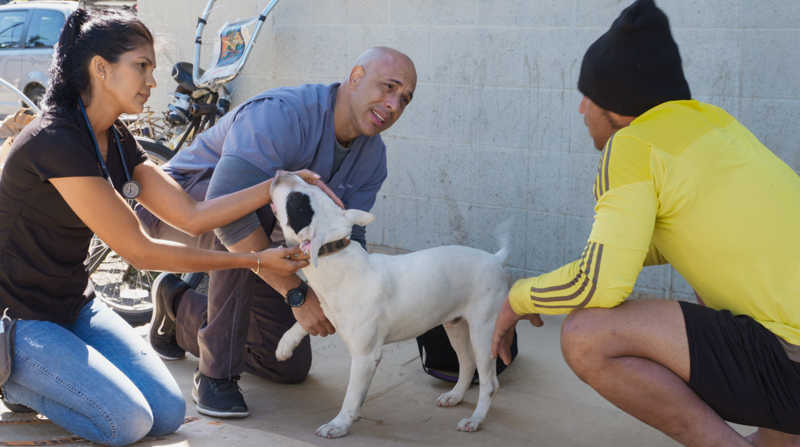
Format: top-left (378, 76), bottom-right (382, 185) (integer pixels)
top-left (510, 100), bottom-right (800, 346)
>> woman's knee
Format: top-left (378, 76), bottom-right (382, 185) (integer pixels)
top-left (100, 401), bottom-right (153, 447)
top-left (147, 389), bottom-right (186, 436)
top-left (104, 381), bottom-right (184, 442)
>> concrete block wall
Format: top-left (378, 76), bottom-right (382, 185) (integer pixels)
top-left (138, 0), bottom-right (800, 302)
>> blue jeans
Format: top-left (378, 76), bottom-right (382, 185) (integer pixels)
top-left (2, 299), bottom-right (185, 446)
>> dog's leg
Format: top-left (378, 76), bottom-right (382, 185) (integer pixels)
top-left (437, 322), bottom-right (475, 407)
top-left (276, 322), bottom-right (308, 362)
top-left (456, 322), bottom-right (499, 432)
top-left (317, 339), bottom-right (383, 439)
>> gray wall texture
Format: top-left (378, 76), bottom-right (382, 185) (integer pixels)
top-left (138, 0), bottom-right (800, 302)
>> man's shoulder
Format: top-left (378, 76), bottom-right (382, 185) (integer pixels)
top-left (622, 100), bottom-right (739, 158)
top-left (596, 131), bottom-right (651, 195)
top-left (243, 83), bottom-right (337, 113)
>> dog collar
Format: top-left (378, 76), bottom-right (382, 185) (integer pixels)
top-left (288, 237), bottom-right (351, 261)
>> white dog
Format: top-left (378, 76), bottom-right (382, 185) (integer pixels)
top-left (270, 171), bottom-right (511, 439)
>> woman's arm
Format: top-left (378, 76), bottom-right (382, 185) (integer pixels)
top-left (132, 161), bottom-right (343, 237)
top-left (132, 161), bottom-right (271, 237)
top-left (50, 175), bottom-right (307, 275)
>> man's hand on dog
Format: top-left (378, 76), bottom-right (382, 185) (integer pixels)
top-left (492, 294), bottom-right (543, 366)
top-left (288, 169), bottom-right (345, 209)
top-left (292, 288), bottom-right (336, 336)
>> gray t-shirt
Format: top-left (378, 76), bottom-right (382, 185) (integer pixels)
top-left (164, 83), bottom-right (387, 245)
top-left (329, 88), bottom-right (352, 178)
top-left (331, 139), bottom-right (352, 178)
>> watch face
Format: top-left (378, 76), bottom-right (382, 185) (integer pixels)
top-left (287, 291), bottom-right (305, 307)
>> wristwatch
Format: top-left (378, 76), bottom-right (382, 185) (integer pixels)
top-left (284, 280), bottom-right (308, 307)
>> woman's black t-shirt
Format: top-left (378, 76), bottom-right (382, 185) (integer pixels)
top-left (0, 108), bottom-right (147, 325)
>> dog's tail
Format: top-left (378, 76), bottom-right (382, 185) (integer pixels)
top-left (494, 219), bottom-right (513, 266)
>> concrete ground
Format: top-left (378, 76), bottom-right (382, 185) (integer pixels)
top-left (0, 313), bottom-right (755, 446)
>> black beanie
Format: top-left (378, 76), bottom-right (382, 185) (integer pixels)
top-left (577, 0), bottom-right (691, 117)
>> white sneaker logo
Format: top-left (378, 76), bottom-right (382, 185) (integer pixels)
top-left (157, 317), bottom-right (168, 335)
top-left (195, 375), bottom-right (201, 389)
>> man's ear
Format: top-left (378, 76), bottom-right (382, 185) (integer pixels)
top-left (607, 110), bottom-right (637, 129)
top-left (344, 209), bottom-right (375, 226)
top-left (349, 65), bottom-right (365, 90)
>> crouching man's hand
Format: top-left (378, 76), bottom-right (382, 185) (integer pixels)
top-left (492, 293), bottom-right (543, 366)
top-left (286, 169), bottom-right (345, 209)
top-left (292, 288), bottom-right (336, 337)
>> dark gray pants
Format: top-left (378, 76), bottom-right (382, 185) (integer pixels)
top-left (136, 169), bottom-right (312, 383)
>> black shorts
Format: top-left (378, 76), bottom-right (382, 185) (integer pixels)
top-left (680, 301), bottom-right (800, 433)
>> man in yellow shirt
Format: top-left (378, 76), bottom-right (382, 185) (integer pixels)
top-left (492, 1), bottom-right (800, 446)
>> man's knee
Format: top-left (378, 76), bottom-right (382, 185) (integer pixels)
top-left (269, 356), bottom-right (311, 385)
top-left (561, 308), bottom-right (611, 378)
top-left (245, 336), bottom-right (312, 384)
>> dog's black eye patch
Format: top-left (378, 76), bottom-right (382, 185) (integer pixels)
top-left (286, 191), bottom-right (314, 234)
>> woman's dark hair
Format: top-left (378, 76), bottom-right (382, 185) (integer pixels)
top-left (44, 8), bottom-right (154, 113)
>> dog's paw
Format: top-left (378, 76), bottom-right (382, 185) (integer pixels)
top-left (436, 391), bottom-right (464, 407)
top-left (275, 340), bottom-right (297, 362)
top-left (456, 417), bottom-right (481, 432)
top-left (316, 421), bottom-right (349, 439)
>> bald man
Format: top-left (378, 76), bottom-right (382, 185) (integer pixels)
top-left (138, 47), bottom-right (417, 418)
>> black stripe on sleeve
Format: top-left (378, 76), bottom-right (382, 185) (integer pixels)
top-left (600, 132), bottom-right (616, 197)
top-left (531, 242), bottom-right (605, 309)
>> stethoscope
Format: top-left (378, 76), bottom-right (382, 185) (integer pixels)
top-left (78, 98), bottom-right (140, 199)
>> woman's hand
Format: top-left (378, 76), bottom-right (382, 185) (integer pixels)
top-left (291, 169), bottom-right (345, 209)
top-left (258, 245), bottom-right (310, 276)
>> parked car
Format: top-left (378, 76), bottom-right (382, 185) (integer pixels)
top-left (0, 1), bottom-right (76, 116)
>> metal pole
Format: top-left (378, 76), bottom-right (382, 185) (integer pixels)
top-left (0, 77), bottom-right (40, 114)
top-left (192, 0), bottom-right (217, 90)
top-left (230, 0), bottom-right (280, 79)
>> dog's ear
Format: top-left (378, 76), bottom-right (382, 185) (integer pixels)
top-left (344, 209), bottom-right (375, 226)
top-left (309, 230), bottom-right (324, 268)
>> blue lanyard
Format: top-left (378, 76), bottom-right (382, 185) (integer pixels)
top-left (77, 98), bottom-right (140, 199)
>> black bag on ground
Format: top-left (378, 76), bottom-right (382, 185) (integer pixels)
top-left (416, 324), bottom-right (518, 383)
top-left (0, 310), bottom-right (17, 387)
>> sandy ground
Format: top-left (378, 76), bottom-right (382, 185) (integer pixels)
top-left (0, 311), bottom-right (757, 447)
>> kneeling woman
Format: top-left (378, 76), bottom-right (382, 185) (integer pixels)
top-left (0, 9), bottom-right (323, 446)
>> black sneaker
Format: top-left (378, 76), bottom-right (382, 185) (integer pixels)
top-left (0, 387), bottom-right (35, 413)
top-left (192, 368), bottom-right (250, 418)
top-left (148, 273), bottom-right (189, 361)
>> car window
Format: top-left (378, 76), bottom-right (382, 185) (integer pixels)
top-left (0, 10), bottom-right (26, 49)
top-left (26, 9), bottom-right (65, 48)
